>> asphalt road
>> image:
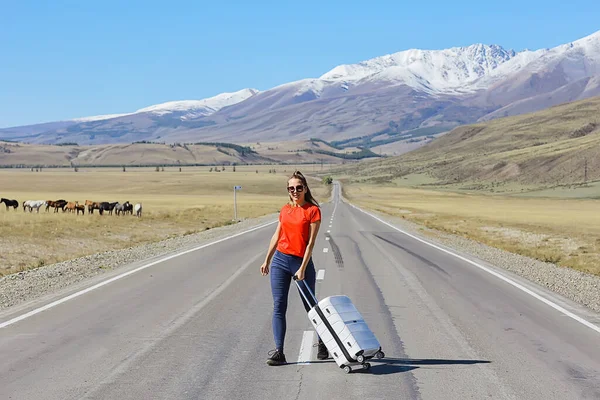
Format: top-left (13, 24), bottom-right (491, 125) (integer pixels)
top-left (1, 182), bottom-right (600, 399)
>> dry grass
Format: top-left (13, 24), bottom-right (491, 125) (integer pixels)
top-left (0, 166), bottom-right (331, 276)
top-left (343, 183), bottom-right (600, 275)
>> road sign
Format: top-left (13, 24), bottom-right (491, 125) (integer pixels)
top-left (234, 186), bottom-right (242, 220)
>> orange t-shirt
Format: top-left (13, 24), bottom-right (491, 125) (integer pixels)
top-left (276, 202), bottom-right (321, 258)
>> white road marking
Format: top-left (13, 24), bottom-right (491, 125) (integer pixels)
top-left (0, 220), bottom-right (278, 329)
top-left (326, 237), bottom-right (330, 241)
top-left (327, 230), bottom-right (330, 233)
top-left (297, 330), bottom-right (316, 365)
top-left (348, 202), bottom-right (600, 336)
top-left (317, 270), bottom-right (325, 280)
top-left (323, 248), bottom-right (329, 253)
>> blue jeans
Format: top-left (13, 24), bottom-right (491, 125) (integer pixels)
top-left (270, 249), bottom-right (316, 352)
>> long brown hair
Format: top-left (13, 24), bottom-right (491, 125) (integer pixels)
top-left (288, 170), bottom-right (319, 207)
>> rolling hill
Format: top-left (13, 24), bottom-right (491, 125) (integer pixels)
top-left (335, 95), bottom-right (600, 188)
top-left (0, 138), bottom-right (375, 167)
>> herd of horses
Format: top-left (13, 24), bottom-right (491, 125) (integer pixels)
top-left (0, 198), bottom-right (142, 217)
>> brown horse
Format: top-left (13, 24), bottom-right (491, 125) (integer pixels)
top-left (85, 200), bottom-right (101, 214)
top-left (64, 202), bottom-right (78, 213)
top-left (75, 204), bottom-right (85, 215)
top-left (44, 199), bottom-right (67, 213)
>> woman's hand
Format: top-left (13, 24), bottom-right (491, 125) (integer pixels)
top-left (294, 268), bottom-right (306, 281)
top-left (260, 262), bottom-right (269, 276)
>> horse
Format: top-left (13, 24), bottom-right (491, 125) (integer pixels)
top-left (63, 202), bottom-right (79, 213)
top-left (1, 198), bottom-right (18, 211)
top-left (123, 201), bottom-right (133, 215)
top-left (114, 202), bottom-right (126, 216)
top-left (85, 200), bottom-right (101, 214)
top-left (99, 201), bottom-right (118, 216)
top-left (115, 201), bottom-right (132, 216)
top-left (75, 204), bottom-right (85, 215)
top-left (45, 199), bottom-right (66, 213)
top-left (24, 200), bottom-right (46, 213)
top-left (54, 199), bottom-right (68, 213)
top-left (134, 203), bottom-right (142, 218)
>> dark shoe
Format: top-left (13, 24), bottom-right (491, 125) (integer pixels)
top-left (266, 349), bottom-right (287, 366)
top-left (317, 341), bottom-right (329, 360)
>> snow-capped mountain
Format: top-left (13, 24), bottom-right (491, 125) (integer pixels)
top-left (1, 30), bottom-right (599, 146)
top-left (72, 88), bottom-right (259, 122)
top-left (72, 113), bottom-right (134, 123)
top-left (135, 88), bottom-right (260, 118)
top-left (320, 44), bottom-right (518, 94)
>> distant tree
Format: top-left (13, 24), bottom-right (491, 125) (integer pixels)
top-left (233, 166), bottom-right (236, 172)
top-left (122, 166), bottom-right (126, 172)
top-left (256, 170), bottom-right (258, 174)
top-left (210, 167), bottom-right (213, 172)
top-left (156, 166), bottom-right (160, 172)
top-left (179, 167), bottom-right (182, 172)
top-left (161, 166), bottom-right (164, 172)
top-left (74, 167), bottom-right (79, 172)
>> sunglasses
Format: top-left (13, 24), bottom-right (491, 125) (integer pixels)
top-left (287, 185), bottom-right (304, 193)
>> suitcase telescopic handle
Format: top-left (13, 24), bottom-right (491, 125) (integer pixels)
top-left (293, 275), bottom-right (319, 308)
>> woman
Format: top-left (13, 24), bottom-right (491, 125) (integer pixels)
top-left (260, 171), bottom-right (329, 365)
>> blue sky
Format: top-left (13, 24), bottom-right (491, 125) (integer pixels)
top-left (1, 0), bottom-right (599, 127)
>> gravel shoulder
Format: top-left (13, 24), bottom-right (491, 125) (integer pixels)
top-left (0, 213), bottom-right (278, 312)
top-left (347, 199), bottom-right (600, 314)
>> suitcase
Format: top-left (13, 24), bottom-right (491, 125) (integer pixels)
top-left (294, 276), bottom-right (385, 373)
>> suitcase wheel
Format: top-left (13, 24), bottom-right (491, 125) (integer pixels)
top-left (356, 354), bottom-right (365, 363)
top-left (364, 363), bottom-right (371, 371)
top-left (376, 351), bottom-right (385, 359)
top-left (343, 365), bottom-right (352, 374)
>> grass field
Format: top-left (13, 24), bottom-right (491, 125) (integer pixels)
top-left (0, 165), bottom-right (331, 276)
top-left (343, 183), bottom-right (600, 276)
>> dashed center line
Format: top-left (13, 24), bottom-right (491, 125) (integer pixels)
top-left (316, 269), bottom-right (325, 280)
top-left (323, 248), bottom-right (329, 253)
top-left (326, 237), bottom-right (330, 241)
top-left (327, 230), bottom-right (330, 233)
top-left (297, 330), bottom-right (315, 365)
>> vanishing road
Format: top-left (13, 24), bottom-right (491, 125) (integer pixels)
top-left (1, 183), bottom-right (600, 399)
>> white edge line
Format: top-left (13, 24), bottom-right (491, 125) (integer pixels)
top-left (316, 270), bottom-right (325, 280)
top-left (0, 220), bottom-right (278, 329)
top-left (348, 202), bottom-right (600, 335)
top-left (297, 330), bottom-right (315, 365)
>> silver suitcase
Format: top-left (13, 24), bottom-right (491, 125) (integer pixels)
top-left (294, 277), bottom-right (385, 373)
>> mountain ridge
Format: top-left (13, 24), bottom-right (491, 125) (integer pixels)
top-left (2, 30), bottom-right (600, 147)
